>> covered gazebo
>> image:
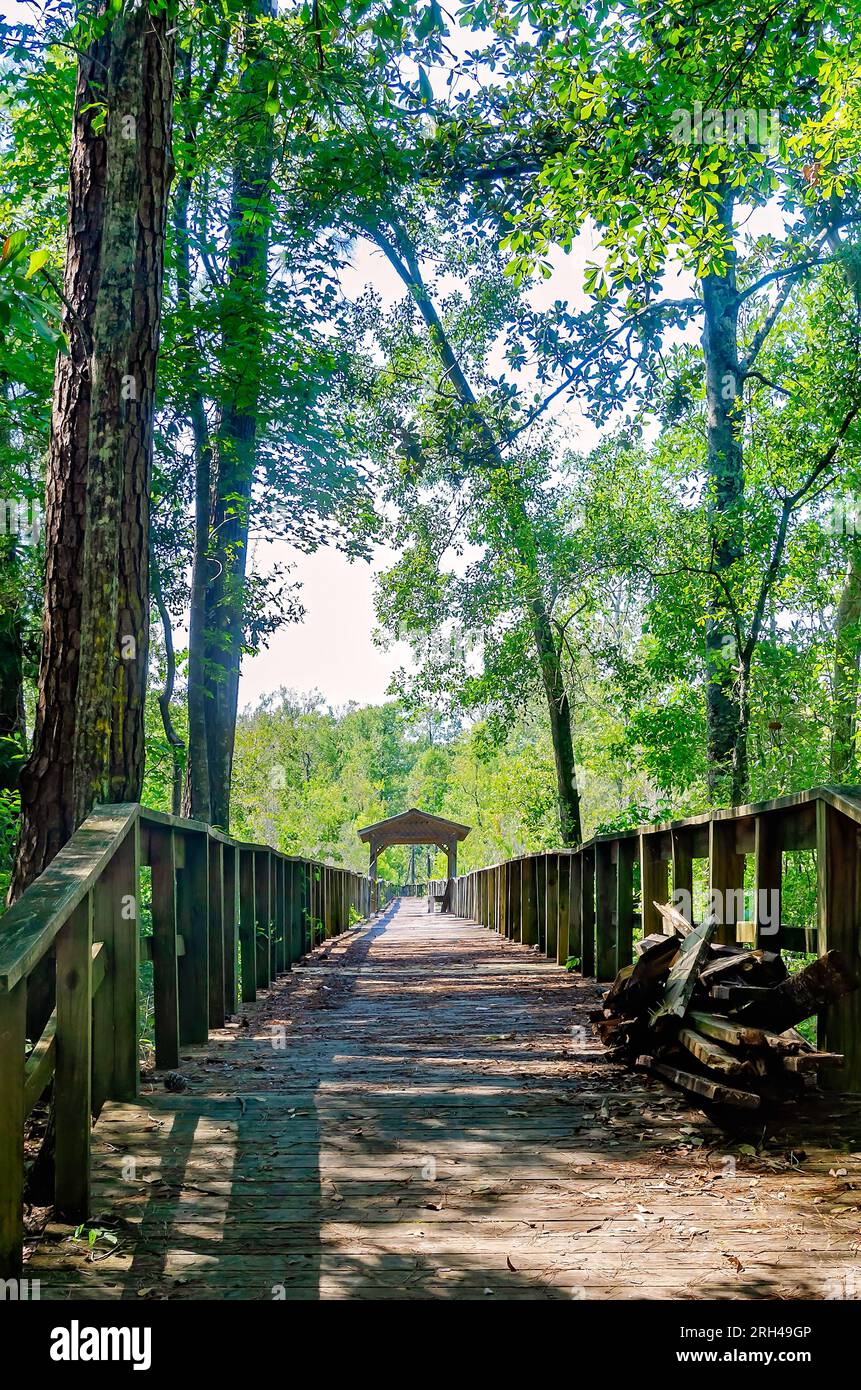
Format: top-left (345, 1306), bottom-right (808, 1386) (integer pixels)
top-left (358, 808), bottom-right (471, 912)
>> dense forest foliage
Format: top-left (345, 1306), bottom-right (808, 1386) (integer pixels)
top-left (1, 0), bottom-right (860, 895)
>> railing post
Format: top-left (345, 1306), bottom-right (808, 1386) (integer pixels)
top-left (557, 853), bottom-right (571, 966)
top-left (817, 801), bottom-right (861, 1090)
top-left (595, 841), bottom-right (615, 981)
top-left (307, 862), bottom-right (317, 949)
top-left (312, 863), bottom-right (321, 943)
top-left (55, 893), bottom-right (93, 1221)
top-left (509, 859), bottom-right (522, 940)
top-left (208, 838), bottom-right (225, 1029)
top-left (580, 846), bottom-right (595, 977)
top-left (239, 847), bottom-right (257, 1004)
top-left (287, 861), bottom-right (302, 960)
top-left (499, 863), bottom-right (508, 937)
top-left (177, 831), bottom-right (210, 1043)
top-left (754, 814), bottom-right (782, 949)
top-left (0, 977), bottom-right (25, 1277)
top-left (671, 828), bottom-right (693, 913)
top-left (92, 822), bottom-right (139, 1108)
top-left (709, 818), bottom-right (745, 945)
top-left (616, 837), bottom-right (635, 973)
top-left (546, 853), bottom-right (559, 960)
top-left (535, 855), bottom-right (547, 951)
top-left (639, 831), bottom-right (669, 938)
top-left (276, 856), bottom-right (289, 971)
top-left (254, 851), bottom-right (271, 989)
top-left (150, 826), bottom-right (179, 1069)
top-left (222, 843), bottom-right (238, 1016)
top-left (521, 857), bottom-right (538, 945)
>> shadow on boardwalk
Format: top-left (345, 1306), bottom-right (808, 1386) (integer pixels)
top-left (28, 899), bottom-right (861, 1301)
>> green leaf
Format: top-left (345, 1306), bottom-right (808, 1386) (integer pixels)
top-left (25, 248), bottom-right (49, 280)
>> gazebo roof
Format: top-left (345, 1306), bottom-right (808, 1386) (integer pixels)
top-left (358, 808), bottom-right (471, 848)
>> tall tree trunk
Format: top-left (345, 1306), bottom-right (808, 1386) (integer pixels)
top-left (151, 551), bottom-right (185, 814)
top-left (109, 8), bottom-right (175, 801)
top-left (367, 218), bottom-right (583, 844)
top-left (72, 3), bottom-right (147, 822)
top-left (831, 541), bottom-right (861, 780)
top-left (701, 189), bottom-right (745, 804)
top-left (173, 70), bottom-right (212, 821)
top-left (202, 0), bottom-right (275, 830)
top-left (12, 21), bottom-right (112, 896)
top-left (529, 594), bottom-right (581, 844)
top-left (12, 0), bottom-right (174, 897)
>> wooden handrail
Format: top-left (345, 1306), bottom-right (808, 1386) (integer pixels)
top-left (0, 803), bottom-right (374, 1278)
top-left (444, 783), bottom-right (861, 1092)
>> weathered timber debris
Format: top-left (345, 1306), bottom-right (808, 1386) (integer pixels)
top-left (595, 902), bottom-right (858, 1111)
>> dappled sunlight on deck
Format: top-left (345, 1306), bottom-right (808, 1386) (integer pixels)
top-left (28, 898), bottom-right (861, 1301)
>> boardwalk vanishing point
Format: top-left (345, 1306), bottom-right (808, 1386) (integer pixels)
top-left (27, 898), bottom-right (861, 1301)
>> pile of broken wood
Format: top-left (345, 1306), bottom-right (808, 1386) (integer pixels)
top-left (592, 902), bottom-right (859, 1110)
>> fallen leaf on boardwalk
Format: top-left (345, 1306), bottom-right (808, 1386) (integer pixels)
top-left (723, 1254), bottom-right (745, 1274)
top-left (506, 1255), bottom-right (517, 1271)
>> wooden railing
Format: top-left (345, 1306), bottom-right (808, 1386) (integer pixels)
top-left (0, 803), bottom-right (373, 1277)
top-left (441, 786), bottom-right (861, 1093)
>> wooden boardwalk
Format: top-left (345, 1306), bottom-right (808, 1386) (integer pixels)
top-left (28, 899), bottom-right (861, 1300)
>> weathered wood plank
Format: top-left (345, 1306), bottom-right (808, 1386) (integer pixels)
top-left (595, 842), bottom-right (615, 982)
top-left (208, 840), bottom-right (225, 1029)
top-left (0, 977), bottom-right (25, 1277)
top-left (637, 1054), bottom-right (761, 1109)
top-left (150, 827), bottom-right (179, 1070)
top-left (222, 844), bottom-right (238, 1016)
top-left (177, 832), bottom-right (210, 1045)
top-left (24, 1009), bottom-right (56, 1116)
top-left (239, 849), bottom-right (257, 1004)
top-left (709, 818), bottom-right (746, 948)
top-left (651, 919), bottom-right (716, 1023)
top-left (639, 833), bottom-right (669, 939)
top-left (545, 854), bottom-right (559, 961)
top-left (92, 823), bottom-right (139, 1110)
top-left (0, 805), bottom-right (138, 992)
top-left (817, 800), bottom-right (861, 1089)
top-left (55, 895), bottom-right (93, 1220)
top-left (677, 1026), bottom-right (764, 1077)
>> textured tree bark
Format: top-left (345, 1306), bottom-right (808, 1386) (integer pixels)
top-left (203, 0), bottom-right (275, 831)
top-left (701, 190), bottom-right (745, 803)
top-left (109, 7), bottom-right (175, 801)
top-left (12, 1), bottom-right (174, 896)
top-left (11, 23), bottom-right (112, 898)
top-left (72, 4), bottom-right (147, 823)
